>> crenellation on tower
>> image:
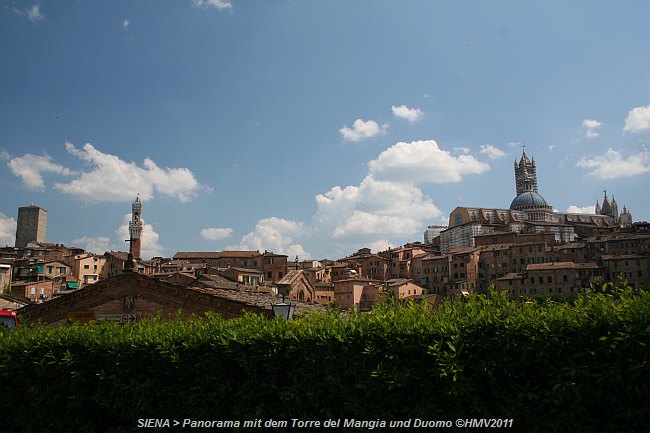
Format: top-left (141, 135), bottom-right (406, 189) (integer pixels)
top-left (128, 196), bottom-right (143, 259)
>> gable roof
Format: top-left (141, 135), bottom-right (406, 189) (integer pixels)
top-left (16, 272), bottom-right (321, 325)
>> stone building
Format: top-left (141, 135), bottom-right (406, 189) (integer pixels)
top-left (173, 250), bottom-right (288, 283)
top-left (16, 271), bottom-right (322, 326)
top-left (440, 150), bottom-right (631, 254)
top-left (15, 205), bottom-right (47, 248)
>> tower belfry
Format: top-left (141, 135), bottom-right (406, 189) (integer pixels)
top-left (128, 195), bottom-right (143, 259)
top-left (514, 148), bottom-right (538, 196)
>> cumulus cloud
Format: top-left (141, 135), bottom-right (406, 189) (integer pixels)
top-left (333, 211), bottom-right (422, 238)
top-left (583, 119), bottom-right (602, 138)
top-left (233, 217), bottom-right (309, 259)
top-left (315, 175), bottom-right (441, 249)
top-left (624, 105), bottom-right (650, 133)
top-left (368, 140), bottom-right (490, 183)
top-left (479, 144), bottom-right (506, 160)
top-left (235, 140), bottom-right (488, 258)
top-left (307, 140), bottom-right (491, 256)
top-left (122, 19), bottom-right (129, 30)
top-left (54, 142), bottom-right (203, 202)
top-left (117, 214), bottom-right (164, 259)
top-left (8, 153), bottom-right (74, 190)
top-left (72, 236), bottom-right (112, 255)
top-left (193, 0), bottom-right (232, 11)
top-left (577, 148), bottom-right (650, 179)
top-left (566, 205), bottom-right (596, 214)
top-left (391, 105), bottom-right (424, 123)
top-left (0, 213), bottom-right (16, 247)
top-left (200, 227), bottom-right (234, 241)
top-left (339, 119), bottom-right (387, 142)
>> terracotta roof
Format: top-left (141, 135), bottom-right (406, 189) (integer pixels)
top-left (448, 246), bottom-right (480, 255)
top-left (554, 242), bottom-right (586, 250)
top-left (174, 251), bottom-right (260, 260)
top-left (195, 274), bottom-right (240, 290)
top-left (277, 270), bottom-right (304, 285)
top-left (601, 254), bottom-right (646, 260)
top-left (479, 244), bottom-right (512, 251)
top-left (224, 267), bottom-right (263, 274)
top-left (526, 262), bottom-right (577, 271)
top-left (385, 278), bottom-right (412, 287)
top-left (497, 273), bottom-right (523, 281)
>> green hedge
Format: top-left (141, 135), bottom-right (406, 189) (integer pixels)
top-left (1, 287), bottom-right (649, 432)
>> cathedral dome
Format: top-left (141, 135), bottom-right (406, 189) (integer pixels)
top-left (509, 191), bottom-right (549, 210)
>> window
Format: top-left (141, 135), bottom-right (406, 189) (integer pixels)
top-left (538, 277), bottom-right (544, 284)
top-left (563, 275), bottom-right (568, 282)
top-left (31, 287), bottom-right (36, 295)
top-left (84, 264), bottom-right (90, 269)
top-left (47, 266), bottom-right (53, 274)
top-left (547, 276), bottom-right (553, 283)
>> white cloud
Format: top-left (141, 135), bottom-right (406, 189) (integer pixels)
top-left (583, 119), bottom-right (602, 138)
top-left (368, 140), bottom-right (490, 183)
top-left (234, 140), bottom-right (487, 258)
top-left (479, 144), bottom-right (506, 160)
top-left (333, 211), bottom-right (421, 238)
top-left (366, 240), bottom-right (395, 254)
top-left (54, 142), bottom-right (203, 203)
top-left (193, 0), bottom-right (232, 11)
top-left (122, 19), bottom-right (129, 30)
top-left (624, 104), bottom-right (650, 133)
top-left (577, 148), bottom-right (650, 179)
top-left (72, 236), bottom-right (112, 255)
top-left (315, 175), bottom-right (440, 247)
top-left (200, 227), bottom-right (234, 241)
top-left (0, 213), bottom-right (16, 247)
top-left (548, 144), bottom-right (557, 151)
top-left (566, 205), bottom-right (596, 214)
top-left (27, 3), bottom-right (44, 21)
top-left (339, 119), bottom-right (387, 142)
top-left (391, 105), bottom-right (424, 123)
top-left (117, 214), bottom-right (164, 259)
top-left (8, 153), bottom-right (74, 190)
top-left (233, 217), bottom-right (309, 259)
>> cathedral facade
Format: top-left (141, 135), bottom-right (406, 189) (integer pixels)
top-left (440, 149), bottom-right (632, 253)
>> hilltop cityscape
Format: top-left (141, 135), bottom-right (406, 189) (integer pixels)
top-left (2, 149), bottom-right (649, 324)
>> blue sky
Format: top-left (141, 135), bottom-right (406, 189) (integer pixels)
top-left (2, 1), bottom-right (650, 260)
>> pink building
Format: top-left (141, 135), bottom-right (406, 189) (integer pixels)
top-left (333, 277), bottom-right (381, 311)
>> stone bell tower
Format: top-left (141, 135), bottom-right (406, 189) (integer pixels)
top-left (514, 147), bottom-right (538, 196)
top-left (128, 195), bottom-right (143, 260)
